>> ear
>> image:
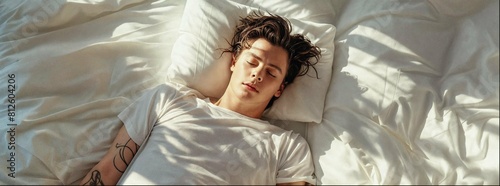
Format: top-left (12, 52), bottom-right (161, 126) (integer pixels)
top-left (230, 54), bottom-right (236, 72)
top-left (274, 84), bottom-right (285, 97)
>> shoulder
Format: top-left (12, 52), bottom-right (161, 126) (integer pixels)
top-left (274, 129), bottom-right (314, 182)
top-left (272, 129), bottom-right (311, 158)
top-left (265, 125), bottom-right (309, 150)
top-left (283, 131), bottom-right (309, 149)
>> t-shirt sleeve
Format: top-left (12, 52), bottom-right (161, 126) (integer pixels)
top-left (117, 83), bottom-right (181, 145)
top-left (276, 132), bottom-right (316, 185)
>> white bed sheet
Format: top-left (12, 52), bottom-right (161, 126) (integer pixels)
top-left (308, 0), bottom-right (499, 184)
top-left (0, 0), bottom-right (185, 184)
top-left (0, 0), bottom-right (498, 185)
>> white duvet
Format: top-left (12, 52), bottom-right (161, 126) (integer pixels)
top-left (308, 0), bottom-right (499, 184)
top-left (0, 0), bottom-right (498, 185)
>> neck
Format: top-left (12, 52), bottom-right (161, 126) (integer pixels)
top-left (213, 96), bottom-right (266, 119)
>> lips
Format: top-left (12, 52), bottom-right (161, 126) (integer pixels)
top-left (243, 83), bottom-right (259, 93)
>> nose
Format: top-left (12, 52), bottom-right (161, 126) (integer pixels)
top-left (252, 74), bottom-right (262, 82)
top-left (251, 69), bottom-right (263, 82)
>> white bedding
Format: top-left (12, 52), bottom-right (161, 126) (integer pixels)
top-left (0, 0), bottom-right (498, 185)
top-left (0, 0), bottom-right (185, 184)
top-left (308, 0), bottom-right (499, 184)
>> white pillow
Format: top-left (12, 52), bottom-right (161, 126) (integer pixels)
top-left (167, 0), bottom-right (335, 123)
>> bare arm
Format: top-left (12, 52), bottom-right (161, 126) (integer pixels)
top-left (80, 125), bottom-right (139, 185)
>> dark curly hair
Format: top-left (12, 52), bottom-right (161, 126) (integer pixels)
top-left (223, 11), bottom-right (321, 109)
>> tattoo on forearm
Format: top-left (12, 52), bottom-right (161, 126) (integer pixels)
top-left (83, 170), bottom-right (104, 186)
top-left (113, 138), bottom-right (139, 173)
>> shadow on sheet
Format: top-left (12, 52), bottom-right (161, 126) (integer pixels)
top-left (308, 0), bottom-right (499, 184)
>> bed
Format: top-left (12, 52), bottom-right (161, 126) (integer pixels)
top-left (0, 0), bottom-right (498, 184)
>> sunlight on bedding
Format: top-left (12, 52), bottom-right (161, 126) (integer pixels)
top-left (0, 0), bottom-right (497, 185)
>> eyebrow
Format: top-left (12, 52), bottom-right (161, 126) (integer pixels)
top-left (249, 52), bottom-right (283, 74)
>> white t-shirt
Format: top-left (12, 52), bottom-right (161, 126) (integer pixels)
top-left (117, 83), bottom-right (315, 185)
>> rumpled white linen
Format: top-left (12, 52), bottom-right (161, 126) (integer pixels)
top-left (308, 0), bottom-right (499, 184)
top-left (0, 0), bottom-right (185, 184)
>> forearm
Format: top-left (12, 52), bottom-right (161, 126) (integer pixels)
top-left (80, 125), bottom-right (140, 185)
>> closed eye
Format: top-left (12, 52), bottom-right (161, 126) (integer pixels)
top-left (267, 70), bottom-right (276, 78)
top-left (246, 61), bottom-right (257, 66)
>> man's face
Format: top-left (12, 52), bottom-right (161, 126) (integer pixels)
top-left (227, 38), bottom-right (288, 107)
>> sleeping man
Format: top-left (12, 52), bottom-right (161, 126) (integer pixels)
top-left (80, 11), bottom-right (321, 185)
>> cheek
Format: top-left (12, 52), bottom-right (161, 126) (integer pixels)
top-left (230, 63), bottom-right (247, 81)
top-left (267, 80), bottom-right (283, 92)
top-left (236, 62), bottom-right (251, 75)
